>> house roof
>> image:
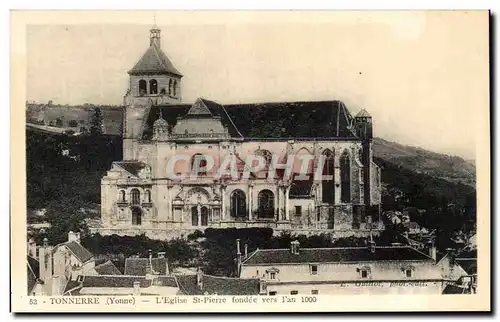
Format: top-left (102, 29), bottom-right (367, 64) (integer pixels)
top-left (128, 44), bottom-right (182, 77)
top-left (27, 255), bottom-right (39, 294)
top-left (115, 161), bottom-right (148, 177)
top-left (81, 275), bottom-right (152, 288)
top-left (175, 274), bottom-right (260, 295)
top-left (142, 100), bottom-right (357, 140)
top-left (242, 246), bottom-right (433, 265)
top-left (152, 276), bottom-right (178, 287)
top-left (455, 258), bottom-right (477, 275)
top-left (94, 260), bottom-right (122, 276)
top-left (63, 241), bottom-right (94, 263)
top-left (442, 283), bottom-right (470, 294)
top-left (63, 280), bottom-right (82, 295)
top-left (124, 257), bottom-right (169, 276)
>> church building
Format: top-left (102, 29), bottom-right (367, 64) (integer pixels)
top-left (99, 26), bottom-right (383, 239)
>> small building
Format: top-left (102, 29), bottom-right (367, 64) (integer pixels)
top-left (239, 240), bottom-right (445, 295)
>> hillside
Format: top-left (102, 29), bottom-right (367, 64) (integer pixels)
top-left (373, 137), bottom-right (476, 187)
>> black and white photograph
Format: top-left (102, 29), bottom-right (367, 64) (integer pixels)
top-left (11, 10), bottom-right (490, 312)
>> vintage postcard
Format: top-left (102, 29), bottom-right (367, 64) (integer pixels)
top-left (11, 10), bottom-right (490, 312)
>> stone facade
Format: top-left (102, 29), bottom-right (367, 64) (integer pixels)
top-left (98, 26), bottom-right (383, 239)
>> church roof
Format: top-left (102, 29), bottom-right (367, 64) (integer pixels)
top-left (142, 100), bottom-right (357, 140)
top-left (128, 44), bottom-right (182, 77)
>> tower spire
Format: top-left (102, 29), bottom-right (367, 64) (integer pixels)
top-left (150, 16), bottom-right (161, 47)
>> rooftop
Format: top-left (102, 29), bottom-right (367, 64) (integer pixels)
top-left (128, 43), bottom-right (182, 77)
top-left (242, 246), bottom-right (433, 265)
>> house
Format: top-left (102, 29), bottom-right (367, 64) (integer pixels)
top-left (27, 231), bottom-right (96, 295)
top-left (239, 240), bottom-right (446, 295)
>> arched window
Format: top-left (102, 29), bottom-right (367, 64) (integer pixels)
top-left (168, 79), bottom-right (173, 96)
top-left (191, 154), bottom-right (208, 176)
top-left (132, 207), bottom-right (142, 225)
top-left (200, 207), bottom-right (208, 226)
top-left (231, 190), bottom-right (246, 218)
top-left (145, 190), bottom-right (151, 203)
top-left (340, 151), bottom-right (351, 203)
top-left (130, 189), bottom-right (141, 205)
top-left (258, 189), bottom-right (274, 218)
top-left (173, 80), bottom-right (177, 97)
top-left (149, 79), bottom-right (158, 94)
top-left (119, 190), bottom-right (126, 203)
top-left (322, 149), bottom-right (335, 203)
top-left (138, 79), bottom-right (147, 96)
top-left (191, 206), bottom-right (199, 226)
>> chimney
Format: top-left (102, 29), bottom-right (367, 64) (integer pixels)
top-left (27, 238), bottom-right (37, 258)
top-left (368, 231), bottom-right (376, 253)
top-left (147, 249), bottom-right (153, 275)
top-left (236, 239), bottom-right (242, 275)
top-left (133, 281), bottom-right (141, 296)
top-left (68, 231), bottom-right (81, 244)
top-left (196, 268), bottom-right (203, 291)
top-left (38, 238), bottom-right (53, 291)
top-left (259, 279), bottom-right (267, 295)
top-left (244, 244), bottom-right (248, 259)
top-left (427, 242), bottom-right (437, 261)
top-left (290, 240), bottom-right (300, 255)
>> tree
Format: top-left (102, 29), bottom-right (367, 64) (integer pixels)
top-left (68, 120), bottom-right (78, 127)
top-left (43, 197), bottom-right (90, 245)
top-left (89, 107), bottom-right (103, 136)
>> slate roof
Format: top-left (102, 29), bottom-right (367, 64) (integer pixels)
top-left (124, 258), bottom-right (169, 276)
top-left (152, 276), bottom-right (178, 287)
top-left (142, 100), bottom-right (357, 140)
top-left (128, 43), bottom-right (182, 77)
top-left (94, 260), bottom-right (122, 276)
top-left (455, 258), bottom-right (477, 275)
top-left (27, 255), bottom-right (39, 294)
top-left (63, 280), bottom-right (82, 295)
top-left (442, 283), bottom-right (470, 294)
top-left (81, 275), bottom-right (152, 288)
top-left (242, 246), bottom-right (433, 265)
top-left (63, 241), bottom-right (94, 263)
top-left (175, 274), bottom-right (260, 295)
top-left (115, 161), bottom-right (148, 177)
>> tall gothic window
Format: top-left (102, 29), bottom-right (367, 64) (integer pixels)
top-left (168, 79), bottom-right (173, 96)
top-left (139, 79), bottom-right (147, 96)
top-left (173, 80), bottom-right (178, 97)
top-left (322, 149), bottom-right (335, 203)
top-left (258, 189), bottom-right (274, 218)
top-left (231, 190), bottom-right (246, 217)
top-left (130, 189), bottom-right (141, 205)
top-left (191, 206), bottom-right (198, 226)
top-left (149, 79), bottom-right (158, 94)
top-left (340, 151), bottom-right (351, 203)
top-left (145, 190), bottom-right (152, 203)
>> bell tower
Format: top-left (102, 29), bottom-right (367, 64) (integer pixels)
top-left (122, 26), bottom-right (183, 160)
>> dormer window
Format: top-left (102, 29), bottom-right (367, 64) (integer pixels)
top-left (310, 264), bottom-right (318, 275)
top-left (266, 267), bottom-right (279, 280)
top-left (402, 266), bottom-right (415, 278)
top-left (358, 266), bottom-right (371, 279)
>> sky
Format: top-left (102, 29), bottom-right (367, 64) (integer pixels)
top-left (25, 11), bottom-right (489, 160)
